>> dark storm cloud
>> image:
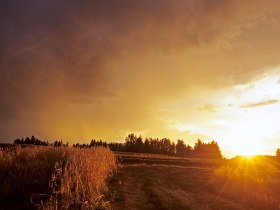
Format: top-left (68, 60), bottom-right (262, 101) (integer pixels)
top-left (0, 0), bottom-right (186, 112)
top-left (0, 1), bottom-right (119, 107)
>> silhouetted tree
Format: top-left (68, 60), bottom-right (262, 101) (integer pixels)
top-left (176, 140), bottom-right (187, 157)
top-left (170, 142), bottom-right (176, 156)
top-left (125, 133), bottom-right (138, 152)
top-left (53, 140), bottom-right (65, 147)
top-left (192, 139), bottom-right (222, 158)
top-left (276, 148), bottom-right (280, 158)
top-left (186, 145), bottom-right (193, 156)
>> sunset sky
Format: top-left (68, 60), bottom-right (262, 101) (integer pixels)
top-left (1, 0), bottom-right (280, 157)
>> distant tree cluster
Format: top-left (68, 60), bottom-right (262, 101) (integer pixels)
top-left (192, 139), bottom-right (222, 158)
top-left (122, 134), bottom-right (222, 158)
top-left (276, 148), bottom-right (280, 158)
top-left (14, 136), bottom-right (49, 146)
top-left (73, 140), bottom-right (108, 148)
top-left (73, 133), bottom-right (222, 158)
top-left (124, 134), bottom-right (176, 155)
top-left (52, 140), bottom-right (69, 147)
top-left (14, 136), bottom-right (68, 147)
top-left (73, 139), bottom-right (126, 151)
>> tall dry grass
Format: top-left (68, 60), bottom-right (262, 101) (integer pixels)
top-left (0, 146), bottom-right (117, 210)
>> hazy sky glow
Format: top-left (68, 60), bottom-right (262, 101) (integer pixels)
top-left (1, 0), bottom-right (280, 157)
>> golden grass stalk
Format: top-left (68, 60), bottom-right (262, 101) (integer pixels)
top-left (0, 146), bottom-right (117, 210)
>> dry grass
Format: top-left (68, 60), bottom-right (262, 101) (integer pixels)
top-left (0, 146), bottom-right (117, 210)
top-left (115, 152), bottom-right (186, 160)
top-left (118, 152), bottom-right (224, 169)
top-left (112, 153), bottom-right (280, 210)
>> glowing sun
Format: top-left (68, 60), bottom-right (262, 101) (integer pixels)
top-left (231, 143), bottom-right (266, 157)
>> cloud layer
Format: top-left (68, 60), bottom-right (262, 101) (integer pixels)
top-left (240, 99), bottom-right (279, 108)
top-left (1, 0), bottom-right (280, 142)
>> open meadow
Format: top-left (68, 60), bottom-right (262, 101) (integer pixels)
top-left (1, 147), bottom-right (280, 210)
top-left (111, 153), bottom-right (280, 210)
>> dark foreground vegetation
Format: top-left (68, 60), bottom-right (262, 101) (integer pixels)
top-left (0, 146), bottom-right (116, 210)
top-left (1, 144), bottom-right (280, 210)
top-left (2, 135), bottom-right (280, 210)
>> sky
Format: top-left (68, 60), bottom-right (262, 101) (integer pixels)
top-left (0, 0), bottom-right (280, 157)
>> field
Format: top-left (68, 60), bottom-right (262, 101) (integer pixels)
top-left (1, 147), bottom-right (280, 210)
top-left (111, 153), bottom-right (280, 210)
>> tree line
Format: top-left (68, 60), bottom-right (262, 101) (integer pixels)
top-left (14, 136), bottom-right (68, 147)
top-left (14, 134), bottom-right (222, 158)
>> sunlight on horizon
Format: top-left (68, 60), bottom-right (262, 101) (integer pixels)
top-left (170, 70), bottom-right (280, 158)
top-left (230, 142), bottom-right (269, 157)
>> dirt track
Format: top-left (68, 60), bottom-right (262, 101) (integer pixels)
top-left (110, 155), bottom-right (280, 210)
top-left (111, 164), bottom-right (246, 210)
